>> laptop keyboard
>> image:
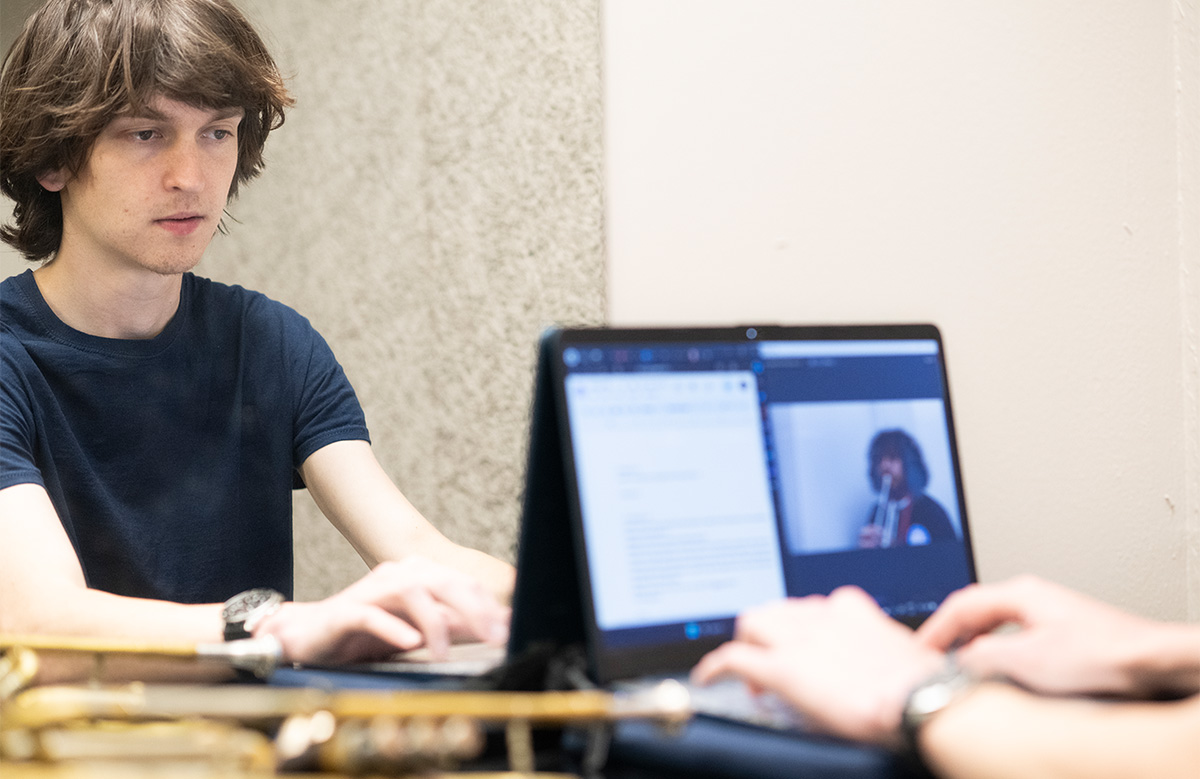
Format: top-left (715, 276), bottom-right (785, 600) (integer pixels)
top-left (615, 676), bottom-right (807, 731)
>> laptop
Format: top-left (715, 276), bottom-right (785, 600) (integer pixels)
top-left (507, 324), bottom-right (977, 695)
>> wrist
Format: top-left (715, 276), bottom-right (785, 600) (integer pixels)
top-left (221, 588), bottom-right (285, 642)
top-left (1123, 623), bottom-right (1200, 698)
top-left (913, 681), bottom-right (1020, 776)
top-left (900, 653), bottom-right (979, 757)
top-left (862, 652), bottom-right (948, 749)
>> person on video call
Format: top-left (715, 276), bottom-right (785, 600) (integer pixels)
top-left (693, 576), bottom-right (1200, 778)
top-left (0, 0), bottom-right (514, 681)
top-left (859, 429), bottom-right (956, 548)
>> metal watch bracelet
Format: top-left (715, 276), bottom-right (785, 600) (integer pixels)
top-left (900, 653), bottom-right (978, 758)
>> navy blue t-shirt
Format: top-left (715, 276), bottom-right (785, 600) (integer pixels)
top-left (0, 270), bottom-right (370, 603)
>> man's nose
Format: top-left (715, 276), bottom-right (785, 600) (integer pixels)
top-left (163, 141), bottom-right (205, 192)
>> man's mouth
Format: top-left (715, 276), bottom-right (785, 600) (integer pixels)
top-left (156, 214), bottom-right (205, 236)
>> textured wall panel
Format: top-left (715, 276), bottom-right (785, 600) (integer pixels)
top-left (202, 0), bottom-right (605, 600)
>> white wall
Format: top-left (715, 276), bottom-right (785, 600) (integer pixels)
top-left (604, 0), bottom-right (1200, 620)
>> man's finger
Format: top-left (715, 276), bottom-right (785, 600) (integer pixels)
top-left (385, 586), bottom-right (453, 659)
top-left (916, 585), bottom-right (1028, 651)
top-left (348, 604), bottom-right (427, 653)
top-left (734, 596), bottom-right (820, 644)
top-left (952, 631), bottom-right (1039, 683)
top-left (424, 576), bottom-right (510, 646)
top-left (692, 641), bottom-right (780, 695)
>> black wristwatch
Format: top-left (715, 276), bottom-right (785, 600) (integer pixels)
top-left (221, 588), bottom-right (284, 642)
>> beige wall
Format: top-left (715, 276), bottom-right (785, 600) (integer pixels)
top-left (0, 0), bottom-right (40, 53)
top-left (604, 0), bottom-right (1200, 621)
top-left (204, 0), bottom-right (606, 601)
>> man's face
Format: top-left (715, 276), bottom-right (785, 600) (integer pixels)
top-left (41, 96), bottom-right (244, 277)
top-left (878, 454), bottom-right (907, 496)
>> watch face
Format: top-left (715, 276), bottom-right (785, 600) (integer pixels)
top-left (910, 680), bottom-right (958, 717)
top-left (223, 588), bottom-right (281, 622)
top-left (905, 666), bottom-right (975, 725)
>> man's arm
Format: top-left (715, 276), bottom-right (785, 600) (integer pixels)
top-left (0, 482), bottom-right (226, 681)
top-left (0, 479), bottom-right (508, 681)
top-left (919, 682), bottom-right (1200, 779)
top-left (917, 576), bottom-right (1200, 698)
top-left (297, 439), bottom-right (516, 602)
top-left (691, 584), bottom-right (1200, 779)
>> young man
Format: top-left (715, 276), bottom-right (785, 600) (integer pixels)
top-left (693, 576), bottom-right (1200, 778)
top-left (0, 0), bottom-right (514, 679)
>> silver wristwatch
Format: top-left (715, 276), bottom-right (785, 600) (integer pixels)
top-left (901, 655), bottom-right (977, 756)
top-left (221, 588), bottom-right (284, 642)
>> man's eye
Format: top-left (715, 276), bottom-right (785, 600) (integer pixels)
top-left (133, 130), bottom-right (156, 141)
top-left (213, 129), bottom-right (233, 140)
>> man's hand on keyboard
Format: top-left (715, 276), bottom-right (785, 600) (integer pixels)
top-left (690, 586), bottom-right (943, 747)
top-left (253, 557), bottom-right (510, 666)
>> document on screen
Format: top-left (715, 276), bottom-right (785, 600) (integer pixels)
top-left (564, 371), bottom-right (786, 631)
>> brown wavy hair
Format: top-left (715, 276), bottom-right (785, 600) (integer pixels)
top-left (0, 0), bottom-right (294, 262)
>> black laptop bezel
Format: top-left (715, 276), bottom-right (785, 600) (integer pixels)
top-left (506, 331), bottom-right (589, 667)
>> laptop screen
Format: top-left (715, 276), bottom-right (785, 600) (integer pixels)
top-left (549, 325), bottom-right (976, 682)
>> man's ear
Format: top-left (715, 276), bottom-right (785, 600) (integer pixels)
top-left (37, 169), bottom-right (69, 192)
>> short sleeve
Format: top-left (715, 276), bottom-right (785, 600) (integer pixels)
top-left (0, 338), bottom-right (46, 490)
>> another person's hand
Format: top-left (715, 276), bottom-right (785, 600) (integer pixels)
top-left (858, 524), bottom-right (884, 549)
top-left (253, 556), bottom-right (511, 666)
top-left (917, 575), bottom-right (1197, 698)
top-left (691, 587), bottom-right (944, 746)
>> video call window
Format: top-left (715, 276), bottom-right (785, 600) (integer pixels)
top-left (769, 399), bottom-right (962, 555)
